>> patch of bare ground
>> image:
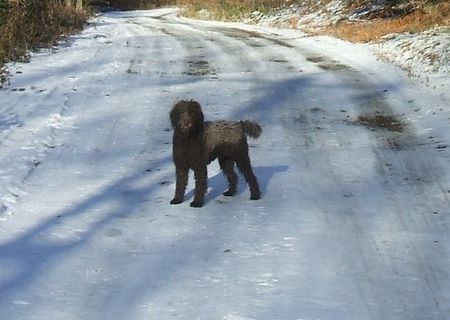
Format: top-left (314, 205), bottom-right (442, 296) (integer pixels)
top-left (357, 114), bottom-right (405, 133)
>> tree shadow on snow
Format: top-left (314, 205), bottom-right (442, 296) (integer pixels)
top-left (0, 154), bottom-right (173, 308)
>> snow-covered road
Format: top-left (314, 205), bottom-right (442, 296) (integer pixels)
top-left (1, 8), bottom-right (449, 320)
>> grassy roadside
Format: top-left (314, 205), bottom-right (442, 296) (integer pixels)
top-left (0, 0), bottom-right (88, 87)
top-left (327, 0), bottom-right (450, 43)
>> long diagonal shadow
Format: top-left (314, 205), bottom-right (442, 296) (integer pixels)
top-left (0, 155), bottom-right (171, 302)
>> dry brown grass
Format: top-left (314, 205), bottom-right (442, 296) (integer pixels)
top-left (325, 1), bottom-right (450, 42)
top-left (0, 0), bottom-right (87, 60)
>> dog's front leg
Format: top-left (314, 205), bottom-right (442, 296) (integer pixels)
top-left (171, 166), bottom-right (189, 205)
top-left (191, 165), bottom-right (207, 208)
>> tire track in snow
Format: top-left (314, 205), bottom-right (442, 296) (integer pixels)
top-left (0, 87), bottom-right (74, 217)
top-left (272, 36), bottom-right (450, 320)
top-left (0, 19), bottom-right (115, 218)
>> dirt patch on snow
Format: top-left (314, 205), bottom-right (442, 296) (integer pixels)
top-left (183, 59), bottom-right (214, 76)
top-left (357, 114), bottom-right (405, 133)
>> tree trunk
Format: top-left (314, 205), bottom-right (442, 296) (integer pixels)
top-left (76, 0), bottom-right (82, 10)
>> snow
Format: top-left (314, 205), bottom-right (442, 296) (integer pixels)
top-left (1, 8), bottom-right (450, 320)
top-left (374, 27), bottom-right (450, 79)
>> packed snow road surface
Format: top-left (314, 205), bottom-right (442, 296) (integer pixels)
top-left (1, 8), bottom-right (449, 320)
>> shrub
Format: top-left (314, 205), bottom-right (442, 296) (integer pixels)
top-left (0, 0), bottom-right (87, 86)
top-left (1, 0), bottom-right (87, 59)
top-left (0, 0), bottom-right (8, 27)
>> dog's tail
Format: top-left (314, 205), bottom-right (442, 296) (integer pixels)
top-left (241, 120), bottom-right (262, 139)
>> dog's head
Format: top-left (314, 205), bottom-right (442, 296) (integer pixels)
top-left (170, 100), bottom-right (204, 134)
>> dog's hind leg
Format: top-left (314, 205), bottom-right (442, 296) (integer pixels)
top-left (237, 156), bottom-right (261, 200)
top-left (171, 166), bottom-right (189, 204)
top-left (219, 157), bottom-right (238, 196)
top-left (191, 165), bottom-right (208, 208)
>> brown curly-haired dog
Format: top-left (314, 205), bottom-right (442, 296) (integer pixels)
top-left (170, 99), bottom-right (262, 207)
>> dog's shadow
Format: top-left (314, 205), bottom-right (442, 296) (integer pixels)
top-left (184, 165), bottom-right (289, 204)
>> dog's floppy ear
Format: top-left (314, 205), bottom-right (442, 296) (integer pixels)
top-left (189, 100), bottom-right (205, 132)
top-left (170, 103), bottom-right (181, 129)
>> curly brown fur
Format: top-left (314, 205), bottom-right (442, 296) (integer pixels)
top-left (170, 99), bottom-right (262, 207)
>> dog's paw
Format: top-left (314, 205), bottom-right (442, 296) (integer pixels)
top-left (190, 200), bottom-right (204, 208)
top-left (222, 189), bottom-right (236, 197)
top-left (250, 194), bottom-right (261, 200)
top-left (170, 198), bottom-right (183, 205)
